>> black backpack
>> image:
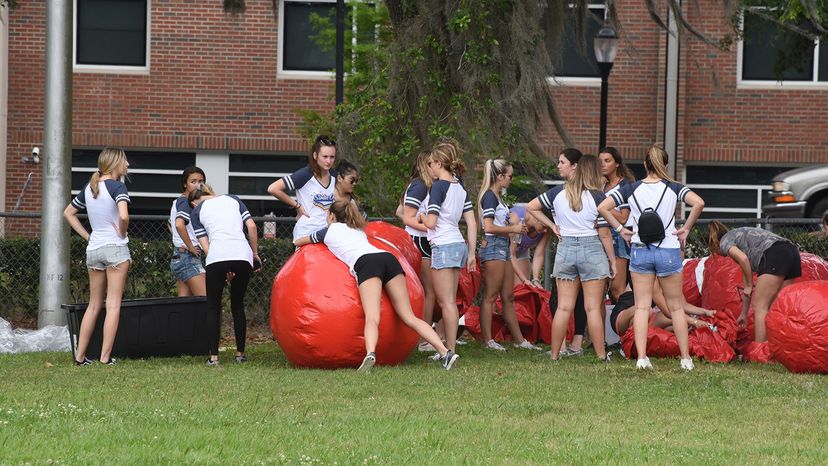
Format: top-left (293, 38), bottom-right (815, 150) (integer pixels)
top-left (631, 183), bottom-right (672, 247)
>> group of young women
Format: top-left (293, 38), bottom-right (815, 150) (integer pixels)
top-left (65, 138), bottom-right (804, 371)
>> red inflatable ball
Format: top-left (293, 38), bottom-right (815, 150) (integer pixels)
top-left (767, 281), bottom-right (828, 373)
top-left (682, 257), bottom-right (705, 307)
top-left (793, 252), bottom-right (828, 283)
top-left (365, 221), bottom-right (422, 275)
top-left (270, 243), bottom-right (424, 369)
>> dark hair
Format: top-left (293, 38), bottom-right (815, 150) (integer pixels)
top-left (309, 135), bottom-right (337, 178)
top-left (336, 159), bottom-right (358, 177)
top-left (599, 146), bottom-right (634, 181)
top-left (822, 212), bottom-right (828, 225)
top-left (181, 166), bottom-right (206, 191)
top-left (329, 199), bottom-right (366, 229)
top-left (560, 148), bottom-right (583, 165)
top-left (707, 220), bottom-right (729, 256)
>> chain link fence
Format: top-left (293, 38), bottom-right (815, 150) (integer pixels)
top-left (1, 213), bottom-right (826, 322)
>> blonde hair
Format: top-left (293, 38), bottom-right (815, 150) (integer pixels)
top-left (477, 159), bottom-right (510, 220)
top-left (187, 182), bottom-right (215, 204)
top-left (707, 220), bottom-right (729, 256)
top-left (645, 145), bottom-right (673, 182)
top-left (430, 142), bottom-right (466, 178)
top-left (329, 199), bottom-right (366, 230)
top-left (412, 149), bottom-right (432, 189)
top-left (565, 154), bottom-right (603, 212)
top-left (89, 147), bottom-right (127, 198)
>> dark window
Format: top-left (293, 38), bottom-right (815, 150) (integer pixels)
top-left (229, 153), bottom-right (306, 173)
top-left (73, 149), bottom-right (196, 171)
top-left (742, 11), bottom-right (819, 81)
top-left (76, 0), bottom-right (148, 67)
top-left (282, 1), bottom-right (336, 72)
top-left (550, 7), bottom-right (606, 78)
top-left (685, 165), bottom-right (797, 185)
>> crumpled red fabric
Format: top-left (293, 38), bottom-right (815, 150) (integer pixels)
top-left (767, 281), bottom-right (828, 373)
top-left (465, 284), bottom-right (549, 343)
top-left (621, 310), bottom-right (737, 362)
top-left (742, 341), bottom-right (772, 363)
top-left (683, 257), bottom-right (703, 307)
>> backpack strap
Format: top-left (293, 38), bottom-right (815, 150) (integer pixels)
top-left (652, 183), bottom-right (671, 248)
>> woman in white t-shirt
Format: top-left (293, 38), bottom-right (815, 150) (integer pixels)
top-left (419, 141), bottom-right (478, 354)
top-left (169, 166), bottom-right (206, 297)
top-left (63, 147), bottom-right (131, 366)
top-left (295, 200), bottom-right (460, 371)
top-left (267, 135), bottom-right (337, 241)
top-left (598, 145), bottom-right (705, 371)
top-left (189, 186), bottom-right (262, 366)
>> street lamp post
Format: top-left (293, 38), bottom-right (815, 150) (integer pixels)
top-left (594, 23), bottom-right (619, 152)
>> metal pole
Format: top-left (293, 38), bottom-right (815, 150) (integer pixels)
top-left (597, 62), bottom-right (613, 152)
top-left (38, 0), bottom-right (72, 328)
top-left (664, 1), bottom-right (680, 181)
top-left (335, 0), bottom-right (345, 105)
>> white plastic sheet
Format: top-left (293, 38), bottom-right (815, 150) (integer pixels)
top-left (0, 318), bottom-right (70, 354)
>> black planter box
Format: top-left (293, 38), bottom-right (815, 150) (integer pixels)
top-left (62, 296), bottom-right (209, 360)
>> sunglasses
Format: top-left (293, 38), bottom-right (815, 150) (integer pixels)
top-left (347, 175), bottom-right (359, 184)
top-left (318, 136), bottom-right (337, 146)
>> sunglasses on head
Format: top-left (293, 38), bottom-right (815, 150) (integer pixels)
top-left (318, 136), bottom-right (337, 146)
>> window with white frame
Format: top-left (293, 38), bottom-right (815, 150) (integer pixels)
top-left (546, 4), bottom-right (607, 83)
top-left (74, 0), bottom-right (150, 71)
top-left (279, 1), bottom-right (337, 77)
top-left (740, 9), bottom-right (827, 85)
top-left (683, 164), bottom-right (798, 218)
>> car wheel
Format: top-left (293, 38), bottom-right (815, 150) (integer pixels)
top-left (809, 197), bottom-right (828, 219)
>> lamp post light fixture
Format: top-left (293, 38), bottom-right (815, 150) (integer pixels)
top-left (594, 22), bottom-right (619, 152)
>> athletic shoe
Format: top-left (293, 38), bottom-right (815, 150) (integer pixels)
top-left (206, 358), bottom-right (219, 366)
top-left (601, 352), bottom-right (612, 363)
top-left (417, 341), bottom-right (437, 352)
top-left (440, 350), bottom-right (459, 370)
top-left (680, 358), bottom-right (695, 371)
top-left (357, 352), bottom-right (376, 372)
top-left (485, 339), bottom-right (507, 351)
top-left (561, 346), bottom-right (584, 357)
top-left (428, 352), bottom-right (442, 361)
top-left (101, 358), bottom-right (117, 366)
top-left (74, 357), bottom-right (93, 366)
top-left (514, 340), bottom-right (542, 351)
top-left (234, 355), bottom-right (247, 363)
top-left (636, 357), bottom-right (653, 370)
top-left (455, 338), bottom-right (468, 345)
top-left (543, 350), bottom-right (561, 362)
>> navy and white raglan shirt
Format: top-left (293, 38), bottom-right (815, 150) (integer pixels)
top-left (190, 195), bottom-right (253, 267)
top-left (71, 180), bottom-right (130, 252)
top-left (538, 185), bottom-right (608, 237)
top-left (479, 189), bottom-right (510, 232)
top-left (310, 222), bottom-right (384, 275)
top-left (282, 166), bottom-right (337, 241)
top-left (403, 178), bottom-right (429, 237)
top-left (169, 196), bottom-right (198, 249)
top-left (426, 179), bottom-right (473, 245)
top-left (609, 179), bottom-right (691, 249)
top-left (605, 178), bottom-right (633, 227)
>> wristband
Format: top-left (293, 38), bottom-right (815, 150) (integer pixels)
top-left (615, 224), bottom-right (624, 233)
top-left (293, 202), bottom-right (301, 210)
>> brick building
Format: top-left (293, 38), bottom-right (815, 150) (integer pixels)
top-left (1, 0), bottom-right (826, 234)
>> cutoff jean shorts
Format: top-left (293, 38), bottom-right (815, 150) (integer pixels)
top-left (479, 235), bottom-right (510, 262)
top-left (170, 248), bottom-right (206, 282)
top-left (611, 229), bottom-right (631, 260)
top-left (629, 244), bottom-right (682, 277)
top-left (431, 242), bottom-right (468, 270)
top-left (86, 244), bottom-right (131, 271)
top-left (552, 235), bottom-right (609, 281)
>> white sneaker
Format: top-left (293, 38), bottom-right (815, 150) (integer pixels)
top-left (417, 341), bottom-right (436, 352)
top-left (514, 340), bottom-right (542, 351)
top-left (680, 358), bottom-right (695, 371)
top-left (636, 357), bottom-right (653, 370)
top-left (485, 339), bottom-right (507, 351)
top-left (428, 352), bottom-right (442, 361)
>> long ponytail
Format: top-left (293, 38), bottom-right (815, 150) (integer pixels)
top-left (707, 220), bottom-right (729, 255)
top-left (477, 159), bottom-right (510, 221)
top-left (329, 199), bottom-right (366, 230)
top-left (644, 145), bottom-right (673, 182)
top-left (89, 147), bottom-right (127, 198)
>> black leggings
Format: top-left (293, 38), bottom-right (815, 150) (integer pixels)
top-left (205, 260), bottom-right (252, 356)
top-left (549, 288), bottom-right (587, 337)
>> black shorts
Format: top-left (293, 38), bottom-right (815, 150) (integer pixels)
top-left (354, 252), bottom-right (405, 285)
top-left (411, 235), bottom-right (432, 260)
top-left (610, 291), bottom-right (635, 336)
top-left (756, 241), bottom-right (801, 280)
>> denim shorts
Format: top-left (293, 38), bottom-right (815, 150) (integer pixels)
top-left (552, 236), bottom-right (609, 282)
top-left (479, 235), bottom-right (510, 262)
top-left (431, 242), bottom-right (468, 270)
top-left (170, 249), bottom-right (206, 282)
top-left (629, 245), bottom-right (682, 277)
top-left (612, 229), bottom-right (631, 260)
top-left (86, 244), bottom-right (131, 271)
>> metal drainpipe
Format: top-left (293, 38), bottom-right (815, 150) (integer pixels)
top-left (664, 1), bottom-right (680, 183)
top-left (0, 5), bottom-right (9, 224)
top-left (38, 0), bottom-right (72, 328)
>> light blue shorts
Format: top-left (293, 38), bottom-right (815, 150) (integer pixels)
top-left (86, 244), bottom-right (131, 271)
top-left (170, 249), bottom-right (206, 282)
top-left (629, 245), bottom-right (682, 277)
top-left (431, 242), bottom-right (468, 270)
top-left (479, 235), bottom-right (510, 262)
top-left (612, 229), bottom-right (631, 260)
top-left (552, 236), bottom-right (609, 282)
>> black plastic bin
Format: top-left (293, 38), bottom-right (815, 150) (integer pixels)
top-left (62, 296), bottom-right (209, 360)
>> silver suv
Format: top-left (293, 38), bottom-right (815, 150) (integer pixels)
top-left (763, 165), bottom-right (828, 218)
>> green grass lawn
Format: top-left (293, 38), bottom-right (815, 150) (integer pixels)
top-left (1, 342), bottom-right (826, 464)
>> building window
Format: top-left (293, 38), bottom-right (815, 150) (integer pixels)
top-left (740, 9), bottom-right (827, 86)
top-left (74, 0), bottom-right (150, 72)
top-left (279, 1), bottom-right (337, 77)
top-left (229, 153), bottom-right (307, 216)
top-left (684, 164), bottom-right (798, 218)
top-left (545, 4), bottom-right (607, 84)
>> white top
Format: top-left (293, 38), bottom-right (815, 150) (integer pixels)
top-left (403, 179), bottom-right (429, 237)
top-left (282, 166), bottom-right (336, 241)
top-left (71, 180), bottom-right (130, 251)
top-left (426, 179), bottom-right (473, 246)
top-left (539, 185), bottom-right (608, 237)
top-left (480, 189), bottom-right (510, 229)
top-left (170, 196), bottom-right (198, 248)
top-left (190, 195), bottom-right (253, 266)
top-left (310, 222), bottom-right (383, 275)
top-left (609, 179), bottom-right (691, 249)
